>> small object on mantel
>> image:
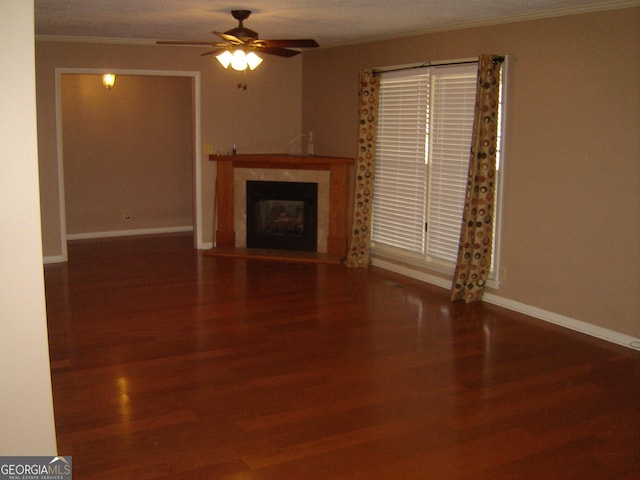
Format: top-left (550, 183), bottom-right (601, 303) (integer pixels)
top-left (287, 131), bottom-right (315, 156)
top-left (307, 131), bottom-right (314, 156)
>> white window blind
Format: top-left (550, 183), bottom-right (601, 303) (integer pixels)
top-left (426, 65), bottom-right (478, 264)
top-left (372, 71), bottom-right (429, 254)
top-left (372, 62), bottom-right (480, 267)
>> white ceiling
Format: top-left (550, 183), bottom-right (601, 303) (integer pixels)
top-left (35, 0), bottom-right (636, 47)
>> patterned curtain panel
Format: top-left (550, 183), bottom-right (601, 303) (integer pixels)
top-left (345, 70), bottom-right (379, 267)
top-left (451, 55), bottom-right (504, 302)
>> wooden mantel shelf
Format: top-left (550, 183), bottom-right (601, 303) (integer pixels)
top-left (208, 153), bottom-right (355, 259)
top-left (210, 153), bottom-right (354, 170)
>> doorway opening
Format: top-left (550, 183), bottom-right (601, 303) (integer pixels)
top-left (54, 68), bottom-right (202, 261)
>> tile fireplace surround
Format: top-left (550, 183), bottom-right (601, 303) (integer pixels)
top-left (207, 154), bottom-right (355, 260)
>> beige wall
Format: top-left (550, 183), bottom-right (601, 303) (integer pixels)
top-left (36, 40), bottom-right (303, 257)
top-left (302, 8), bottom-right (640, 339)
top-left (62, 74), bottom-right (193, 235)
top-left (0, 1), bottom-right (57, 454)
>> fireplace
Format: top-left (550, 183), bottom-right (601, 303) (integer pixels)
top-left (207, 154), bottom-right (355, 260)
top-left (246, 181), bottom-right (318, 252)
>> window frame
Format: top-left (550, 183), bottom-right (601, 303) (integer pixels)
top-left (371, 58), bottom-right (507, 287)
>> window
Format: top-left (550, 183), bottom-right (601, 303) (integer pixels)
top-left (372, 62), bottom-right (503, 273)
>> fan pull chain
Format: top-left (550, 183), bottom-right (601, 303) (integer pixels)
top-left (237, 70), bottom-right (248, 90)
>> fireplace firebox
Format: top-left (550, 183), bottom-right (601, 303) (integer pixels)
top-left (246, 181), bottom-right (318, 252)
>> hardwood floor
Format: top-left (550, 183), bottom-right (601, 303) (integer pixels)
top-left (44, 234), bottom-right (640, 479)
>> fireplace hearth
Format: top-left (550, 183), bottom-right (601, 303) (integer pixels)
top-left (246, 181), bottom-right (318, 252)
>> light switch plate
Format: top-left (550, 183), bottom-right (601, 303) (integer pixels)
top-left (203, 144), bottom-right (215, 155)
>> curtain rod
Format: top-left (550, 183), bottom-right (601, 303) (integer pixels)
top-left (372, 55), bottom-right (504, 76)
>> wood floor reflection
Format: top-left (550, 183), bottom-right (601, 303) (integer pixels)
top-left (44, 234), bottom-right (640, 479)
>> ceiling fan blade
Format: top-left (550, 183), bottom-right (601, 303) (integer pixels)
top-left (201, 49), bottom-right (226, 57)
top-left (213, 31), bottom-right (244, 44)
top-left (160, 11), bottom-right (318, 65)
top-left (156, 40), bottom-right (216, 46)
top-left (262, 39), bottom-right (319, 48)
top-left (258, 47), bottom-right (302, 58)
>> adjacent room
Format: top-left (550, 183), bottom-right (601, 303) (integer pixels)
top-left (1, 1), bottom-right (638, 478)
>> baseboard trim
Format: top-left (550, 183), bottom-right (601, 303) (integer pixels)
top-left (482, 293), bottom-right (640, 351)
top-left (43, 255), bottom-right (65, 264)
top-left (44, 227), bottom-right (195, 264)
top-left (372, 258), bottom-right (451, 289)
top-left (66, 226), bottom-right (193, 241)
top-left (372, 258), bottom-right (640, 351)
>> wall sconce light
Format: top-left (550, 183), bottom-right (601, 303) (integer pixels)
top-left (102, 73), bottom-right (116, 90)
top-left (215, 50), bottom-right (263, 71)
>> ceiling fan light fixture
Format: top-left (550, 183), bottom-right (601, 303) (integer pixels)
top-left (246, 51), bottom-right (263, 70)
top-left (215, 50), bottom-right (233, 69)
top-left (217, 49), bottom-right (263, 71)
top-left (230, 49), bottom-right (248, 71)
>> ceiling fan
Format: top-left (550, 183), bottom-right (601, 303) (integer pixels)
top-left (157, 9), bottom-right (319, 64)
